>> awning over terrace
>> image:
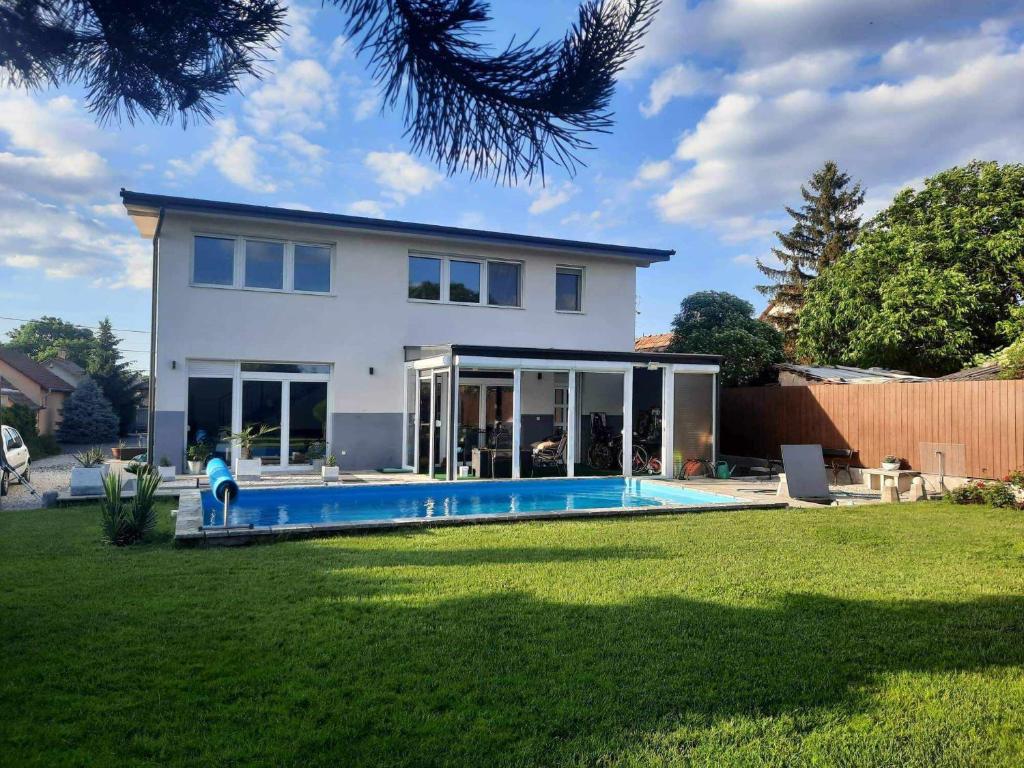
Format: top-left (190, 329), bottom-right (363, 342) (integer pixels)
top-left (402, 345), bottom-right (721, 481)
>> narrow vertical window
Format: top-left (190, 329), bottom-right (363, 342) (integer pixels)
top-left (408, 255), bottom-right (442, 300)
top-left (293, 244), bottom-right (332, 292)
top-left (449, 260), bottom-right (481, 303)
top-left (244, 240), bottom-right (285, 289)
top-left (487, 261), bottom-right (521, 307)
top-left (556, 266), bottom-right (583, 312)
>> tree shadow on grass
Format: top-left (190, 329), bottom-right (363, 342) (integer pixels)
top-left (231, 569), bottom-right (1024, 765)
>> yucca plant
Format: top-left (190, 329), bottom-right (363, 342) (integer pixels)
top-left (128, 470), bottom-right (161, 541)
top-left (75, 446), bottom-right (107, 468)
top-left (99, 472), bottom-right (132, 546)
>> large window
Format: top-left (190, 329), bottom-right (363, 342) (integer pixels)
top-left (408, 255), bottom-right (442, 300)
top-left (293, 244), bottom-right (332, 292)
top-left (244, 240), bottom-right (285, 289)
top-left (187, 377), bottom-right (233, 461)
top-left (193, 236), bottom-right (235, 286)
top-left (556, 266), bottom-right (583, 312)
top-left (191, 235), bottom-right (332, 293)
top-left (408, 252), bottom-right (522, 308)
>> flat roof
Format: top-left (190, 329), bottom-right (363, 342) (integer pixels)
top-left (405, 344), bottom-right (721, 366)
top-left (120, 189), bottom-right (674, 265)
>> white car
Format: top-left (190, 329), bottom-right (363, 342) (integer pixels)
top-left (1, 424), bottom-right (31, 496)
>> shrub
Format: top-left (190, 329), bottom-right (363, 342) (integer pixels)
top-left (99, 468), bottom-right (160, 546)
top-left (1, 402), bottom-right (61, 457)
top-left (58, 377), bottom-right (118, 444)
top-left (945, 481), bottom-right (985, 505)
top-left (74, 446), bottom-right (106, 467)
top-left (1005, 470), bottom-right (1024, 489)
top-left (981, 481), bottom-right (1018, 509)
top-left (29, 433), bottom-right (61, 458)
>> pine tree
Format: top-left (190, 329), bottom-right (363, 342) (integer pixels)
top-left (57, 378), bottom-right (119, 444)
top-left (86, 319), bottom-right (142, 436)
top-left (757, 161), bottom-right (864, 357)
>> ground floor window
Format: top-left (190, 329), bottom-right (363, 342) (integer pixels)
top-left (187, 377), bottom-right (233, 461)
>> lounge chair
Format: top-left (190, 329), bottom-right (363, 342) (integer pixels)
top-left (532, 433), bottom-right (567, 476)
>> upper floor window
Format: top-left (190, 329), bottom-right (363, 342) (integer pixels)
top-left (192, 235), bottom-right (333, 294)
top-left (194, 236), bottom-right (235, 286)
top-left (409, 252), bottom-right (522, 308)
top-left (556, 266), bottom-right (584, 312)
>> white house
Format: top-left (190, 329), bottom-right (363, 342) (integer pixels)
top-left (122, 190), bottom-right (720, 479)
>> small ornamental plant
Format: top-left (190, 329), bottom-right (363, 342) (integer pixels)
top-left (1004, 470), bottom-right (1024, 489)
top-left (981, 481), bottom-right (1018, 509)
top-left (944, 481), bottom-right (985, 505)
top-left (881, 455), bottom-right (901, 466)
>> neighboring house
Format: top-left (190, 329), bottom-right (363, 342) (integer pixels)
top-left (122, 190), bottom-right (722, 478)
top-left (1, 376), bottom-right (43, 415)
top-left (0, 348), bottom-right (74, 434)
top-left (775, 363), bottom-right (931, 386)
top-left (43, 352), bottom-right (87, 388)
top-left (635, 333), bottom-right (673, 353)
top-left (132, 375), bottom-right (150, 433)
top-left (937, 364), bottom-right (1002, 381)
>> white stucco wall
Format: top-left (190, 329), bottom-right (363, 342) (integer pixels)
top-left (153, 210), bottom-right (641, 416)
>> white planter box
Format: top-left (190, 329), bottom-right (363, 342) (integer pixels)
top-left (70, 465), bottom-right (109, 496)
top-left (187, 460), bottom-right (204, 475)
top-left (881, 462), bottom-right (901, 471)
top-left (321, 465), bottom-right (340, 481)
top-left (236, 458), bottom-right (262, 479)
top-left (157, 466), bottom-right (176, 482)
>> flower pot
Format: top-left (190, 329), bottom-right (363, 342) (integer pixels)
top-left (157, 465), bottom-right (176, 481)
top-left (111, 447), bottom-right (145, 461)
top-left (321, 465), bottom-right (339, 481)
top-left (236, 458), bottom-right (262, 479)
top-left (881, 461), bottom-right (901, 471)
top-left (187, 460), bottom-right (204, 475)
top-left (70, 465), bottom-right (109, 496)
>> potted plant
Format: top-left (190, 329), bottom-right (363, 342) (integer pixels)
top-left (111, 439), bottom-right (145, 461)
top-left (223, 424), bottom-right (279, 479)
top-left (321, 453), bottom-right (339, 481)
top-left (187, 443), bottom-right (211, 474)
top-left (157, 457), bottom-right (176, 481)
top-left (881, 455), bottom-right (902, 471)
top-left (70, 446), bottom-right (110, 496)
top-left (307, 440), bottom-right (326, 470)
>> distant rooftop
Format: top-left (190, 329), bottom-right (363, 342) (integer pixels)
top-left (937, 364), bottom-right (1002, 381)
top-left (634, 333), bottom-right (673, 352)
top-left (777, 363), bottom-right (931, 384)
top-left (0, 376), bottom-right (42, 410)
top-left (121, 189), bottom-right (674, 265)
top-left (0, 348), bottom-right (75, 392)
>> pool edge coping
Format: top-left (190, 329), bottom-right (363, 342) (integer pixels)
top-left (174, 481), bottom-right (788, 547)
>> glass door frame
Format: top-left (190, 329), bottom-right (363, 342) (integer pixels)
top-left (232, 364), bottom-right (332, 471)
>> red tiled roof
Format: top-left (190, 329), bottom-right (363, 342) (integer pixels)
top-left (0, 348), bottom-right (75, 392)
top-left (635, 333), bottom-right (673, 352)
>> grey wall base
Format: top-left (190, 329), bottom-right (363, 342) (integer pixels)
top-left (152, 410), bottom-right (185, 470)
top-left (331, 412), bottom-right (403, 470)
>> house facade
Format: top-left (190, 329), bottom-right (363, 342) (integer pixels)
top-left (0, 348), bottom-right (74, 435)
top-left (123, 191), bottom-right (720, 478)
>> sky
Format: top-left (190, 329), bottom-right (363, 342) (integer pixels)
top-left (1, 0), bottom-right (1023, 368)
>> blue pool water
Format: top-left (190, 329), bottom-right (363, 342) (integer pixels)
top-left (201, 477), bottom-right (742, 528)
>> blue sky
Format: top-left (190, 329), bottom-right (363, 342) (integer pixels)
top-left (2, 0), bottom-right (1023, 368)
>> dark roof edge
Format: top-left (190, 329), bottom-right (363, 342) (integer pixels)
top-left (405, 344), bottom-right (721, 365)
top-left (120, 189), bottom-right (674, 263)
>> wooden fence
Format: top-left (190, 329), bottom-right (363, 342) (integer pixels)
top-left (720, 380), bottom-right (1024, 479)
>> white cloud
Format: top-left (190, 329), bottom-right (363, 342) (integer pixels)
top-left (727, 49), bottom-right (860, 95)
top-left (167, 118), bottom-right (277, 193)
top-left (4, 254), bottom-right (41, 268)
top-left (244, 59), bottom-right (336, 137)
top-left (730, 253), bottom-right (757, 266)
top-left (633, 159), bottom-right (672, 185)
top-left (346, 199), bottom-right (387, 217)
top-left (654, 42), bottom-right (1024, 236)
top-left (364, 151), bottom-right (441, 201)
top-left (641, 63), bottom-right (715, 117)
top-left (327, 35), bottom-right (350, 66)
top-left (354, 90), bottom-right (380, 121)
top-left (528, 182), bottom-right (577, 215)
top-left (282, 3), bottom-right (320, 55)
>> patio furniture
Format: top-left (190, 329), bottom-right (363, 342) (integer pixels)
top-left (779, 444), bottom-right (831, 501)
top-left (532, 433), bottom-right (567, 476)
top-left (822, 448), bottom-right (857, 485)
top-left (862, 468), bottom-right (920, 495)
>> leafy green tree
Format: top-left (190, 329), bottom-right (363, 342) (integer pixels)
top-left (86, 319), bottom-right (142, 436)
top-left (757, 161), bottom-right (864, 355)
top-left (4, 316), bottom-right (95, 366)
top-left (1, 403), bottom-right (61, 458)
top-left (668, 291), bottom-right (784, 386)
top-left (798, 161), bottom-right (1024, 376)
top-left (57, 378), bottom-right (118, 444)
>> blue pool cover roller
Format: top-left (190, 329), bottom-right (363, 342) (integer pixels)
top-left (206, 458), bottom-right (239, 502)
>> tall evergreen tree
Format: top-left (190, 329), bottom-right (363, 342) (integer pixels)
top-left (57, 377), bottom-right (119, 444)
top-left (756, 161), bottom-right (864, 356)
top-left (86, 319), bottom-right (142, 436)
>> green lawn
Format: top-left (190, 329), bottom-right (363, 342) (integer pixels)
top-left (2, 501), bottom-right (1023, 767)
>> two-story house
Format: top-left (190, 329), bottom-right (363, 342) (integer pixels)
top-left (122, 190), bottom-right (720, 479)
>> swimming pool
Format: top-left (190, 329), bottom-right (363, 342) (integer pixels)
top-left (199, 477), bottom-right (745, 529)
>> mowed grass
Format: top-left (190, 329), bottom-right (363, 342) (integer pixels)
top-left (2, 501), bottom-right (1024, 767)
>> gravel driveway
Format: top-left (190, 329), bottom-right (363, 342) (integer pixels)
top-left (1, 443), bottom-right (120, 511)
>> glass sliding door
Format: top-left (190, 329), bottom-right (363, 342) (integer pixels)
top-left (432, 370), bottom-right (450, 478)
top-left (242, 380), bottom-right (283, 466)
top-left (417, 377), bottom-right (431, 474)
top-left (187, 378), bottom-right (233, 462)
top-left (288, 381), bottom-right (327, 464)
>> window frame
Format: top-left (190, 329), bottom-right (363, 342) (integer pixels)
top-left (408, 251), bottom-right (524, 308)
top-left (555, 265), bottom-right (585, 314)
top-left (242, 237), bottom-right (287, 292)
top-left (190, 233), bottom-right (335, 295)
